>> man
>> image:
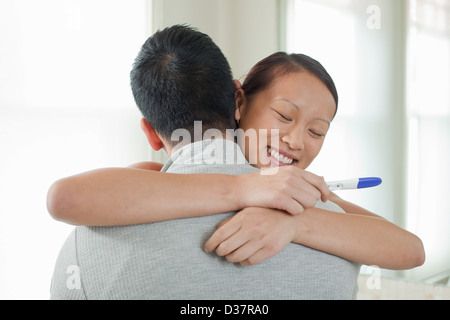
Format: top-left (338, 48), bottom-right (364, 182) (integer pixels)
top-left (50, 25), bottom-right (359, 299)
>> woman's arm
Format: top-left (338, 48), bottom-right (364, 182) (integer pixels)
top-left (47, 168), bottom-right (242, 226)
top-left (327, 191), bottom-right (384, 219)
top-left (46, 165), bottom-right (329, 226)
top-left (292, 206), bottom-right (425, 270)
top-left (128, 161), bottom-right (164, 171)
top-left (205, 205), bottom-right (425, 270)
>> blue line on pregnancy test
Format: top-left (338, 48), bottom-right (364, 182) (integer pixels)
top-left (327, 177), bottom-right (382, 191)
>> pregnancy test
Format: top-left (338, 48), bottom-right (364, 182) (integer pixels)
top-left (327, 177), bottom-right (382, 191)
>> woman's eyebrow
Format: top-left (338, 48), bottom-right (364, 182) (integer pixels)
top-left (275, 98), bottom-right (331, 126)
top-left (314, 118), bottom-right (331, 127)
top-left (275, 98), bottom-right (300, 109)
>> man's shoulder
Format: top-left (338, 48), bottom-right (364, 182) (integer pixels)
top-left (50, 229), bottom-right (87, 300)
top-left (167, 163), bottom-right (259, 176)
top-left (163, 140), bottom-right (259, 175)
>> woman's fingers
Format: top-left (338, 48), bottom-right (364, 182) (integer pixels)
top-left (204, 219), bottom-right (240, 253)
top-left (239, 167), bottom-right (329, 214)
top-left (205, 208), bottom-right (296, 266)
top-left (274, 167), bottom-right (330, 209)
top-left (281, 200), bottom-right (305, 216)
top-left (301, 171), bottom-right (330, 202)
top-left (226, 241), bottom-right (265, 264)
top-left (215, 231), bottom-right (250, 258)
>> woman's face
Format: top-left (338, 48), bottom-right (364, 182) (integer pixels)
top-left (236, 71), bottom-right (336, 170)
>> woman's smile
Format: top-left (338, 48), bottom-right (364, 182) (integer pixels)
top-left (267, 147), bottom-right (297, 167)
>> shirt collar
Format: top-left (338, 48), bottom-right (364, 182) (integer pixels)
top-left (161, 139), bottom-right (248, 172)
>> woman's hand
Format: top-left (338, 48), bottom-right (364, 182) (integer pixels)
top-left (205, 204), bottom-right (426, 270)
top-left (204, 207), bottom-right (297, 266)
top-left (236, 166), bottom-right (330, 215)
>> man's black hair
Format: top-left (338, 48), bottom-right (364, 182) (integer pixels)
top-left (130, 25), bottom-right (236, 145)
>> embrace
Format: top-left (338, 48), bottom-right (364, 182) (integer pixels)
top-left (47, 25), bottom-right (424, 300)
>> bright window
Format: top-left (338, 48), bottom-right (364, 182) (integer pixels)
top-left (0, 0), bottom-right (150, 299)
top-left (405, 0), bottom-right (450, 280)
top-left (284, 0), bottom-right (450, 281)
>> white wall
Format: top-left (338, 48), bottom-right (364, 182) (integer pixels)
top-left (153, 0), bottom-right (279, 78)
top-left (0, 0), bottom-right (150, 299)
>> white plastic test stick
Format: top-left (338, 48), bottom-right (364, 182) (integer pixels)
top-left (327, 177), bottom-right (382, 191)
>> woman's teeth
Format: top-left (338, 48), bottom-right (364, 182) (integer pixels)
top-left (268, 147), bottom-right (294, 165)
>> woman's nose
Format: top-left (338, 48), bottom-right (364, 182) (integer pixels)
top-left (281, 126), bottom-right (305, 150)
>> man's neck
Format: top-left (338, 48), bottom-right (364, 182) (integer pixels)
top-left (166, 134), bottom-right (235, 158)
top-left (160, 136), bottom-right (248, 173)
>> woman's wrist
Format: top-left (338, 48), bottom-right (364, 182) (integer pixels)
top-left (233, 174), bottom-right (250, 209)
top-left (233, 173), bottom-right (265, 209)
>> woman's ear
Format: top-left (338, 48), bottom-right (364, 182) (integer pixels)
top-left (140, 118), bottom-right (164, 151)
top-left (234, 80), bottom-right (246, 122)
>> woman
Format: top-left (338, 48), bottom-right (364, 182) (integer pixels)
top-left (47, 52), bottom-right (425, 270)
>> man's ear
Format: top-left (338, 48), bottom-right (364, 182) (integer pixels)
top-left (140, 118), bottom-right (164, 151)
top-left (234, 80), bottom-right (246, 122)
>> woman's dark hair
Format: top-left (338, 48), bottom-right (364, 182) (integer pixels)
top-left (130, 25), bottom-right (236, 144)
top-left (242, 52), bottom-right (339, 119)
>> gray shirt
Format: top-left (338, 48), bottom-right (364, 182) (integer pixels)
top-left (50, 139), bottom-right (360, 300)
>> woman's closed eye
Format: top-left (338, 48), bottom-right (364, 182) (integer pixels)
top-left (275, 111), bottom-right (292, 122)
top-left (309, 129), bottom-right (324, 138)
